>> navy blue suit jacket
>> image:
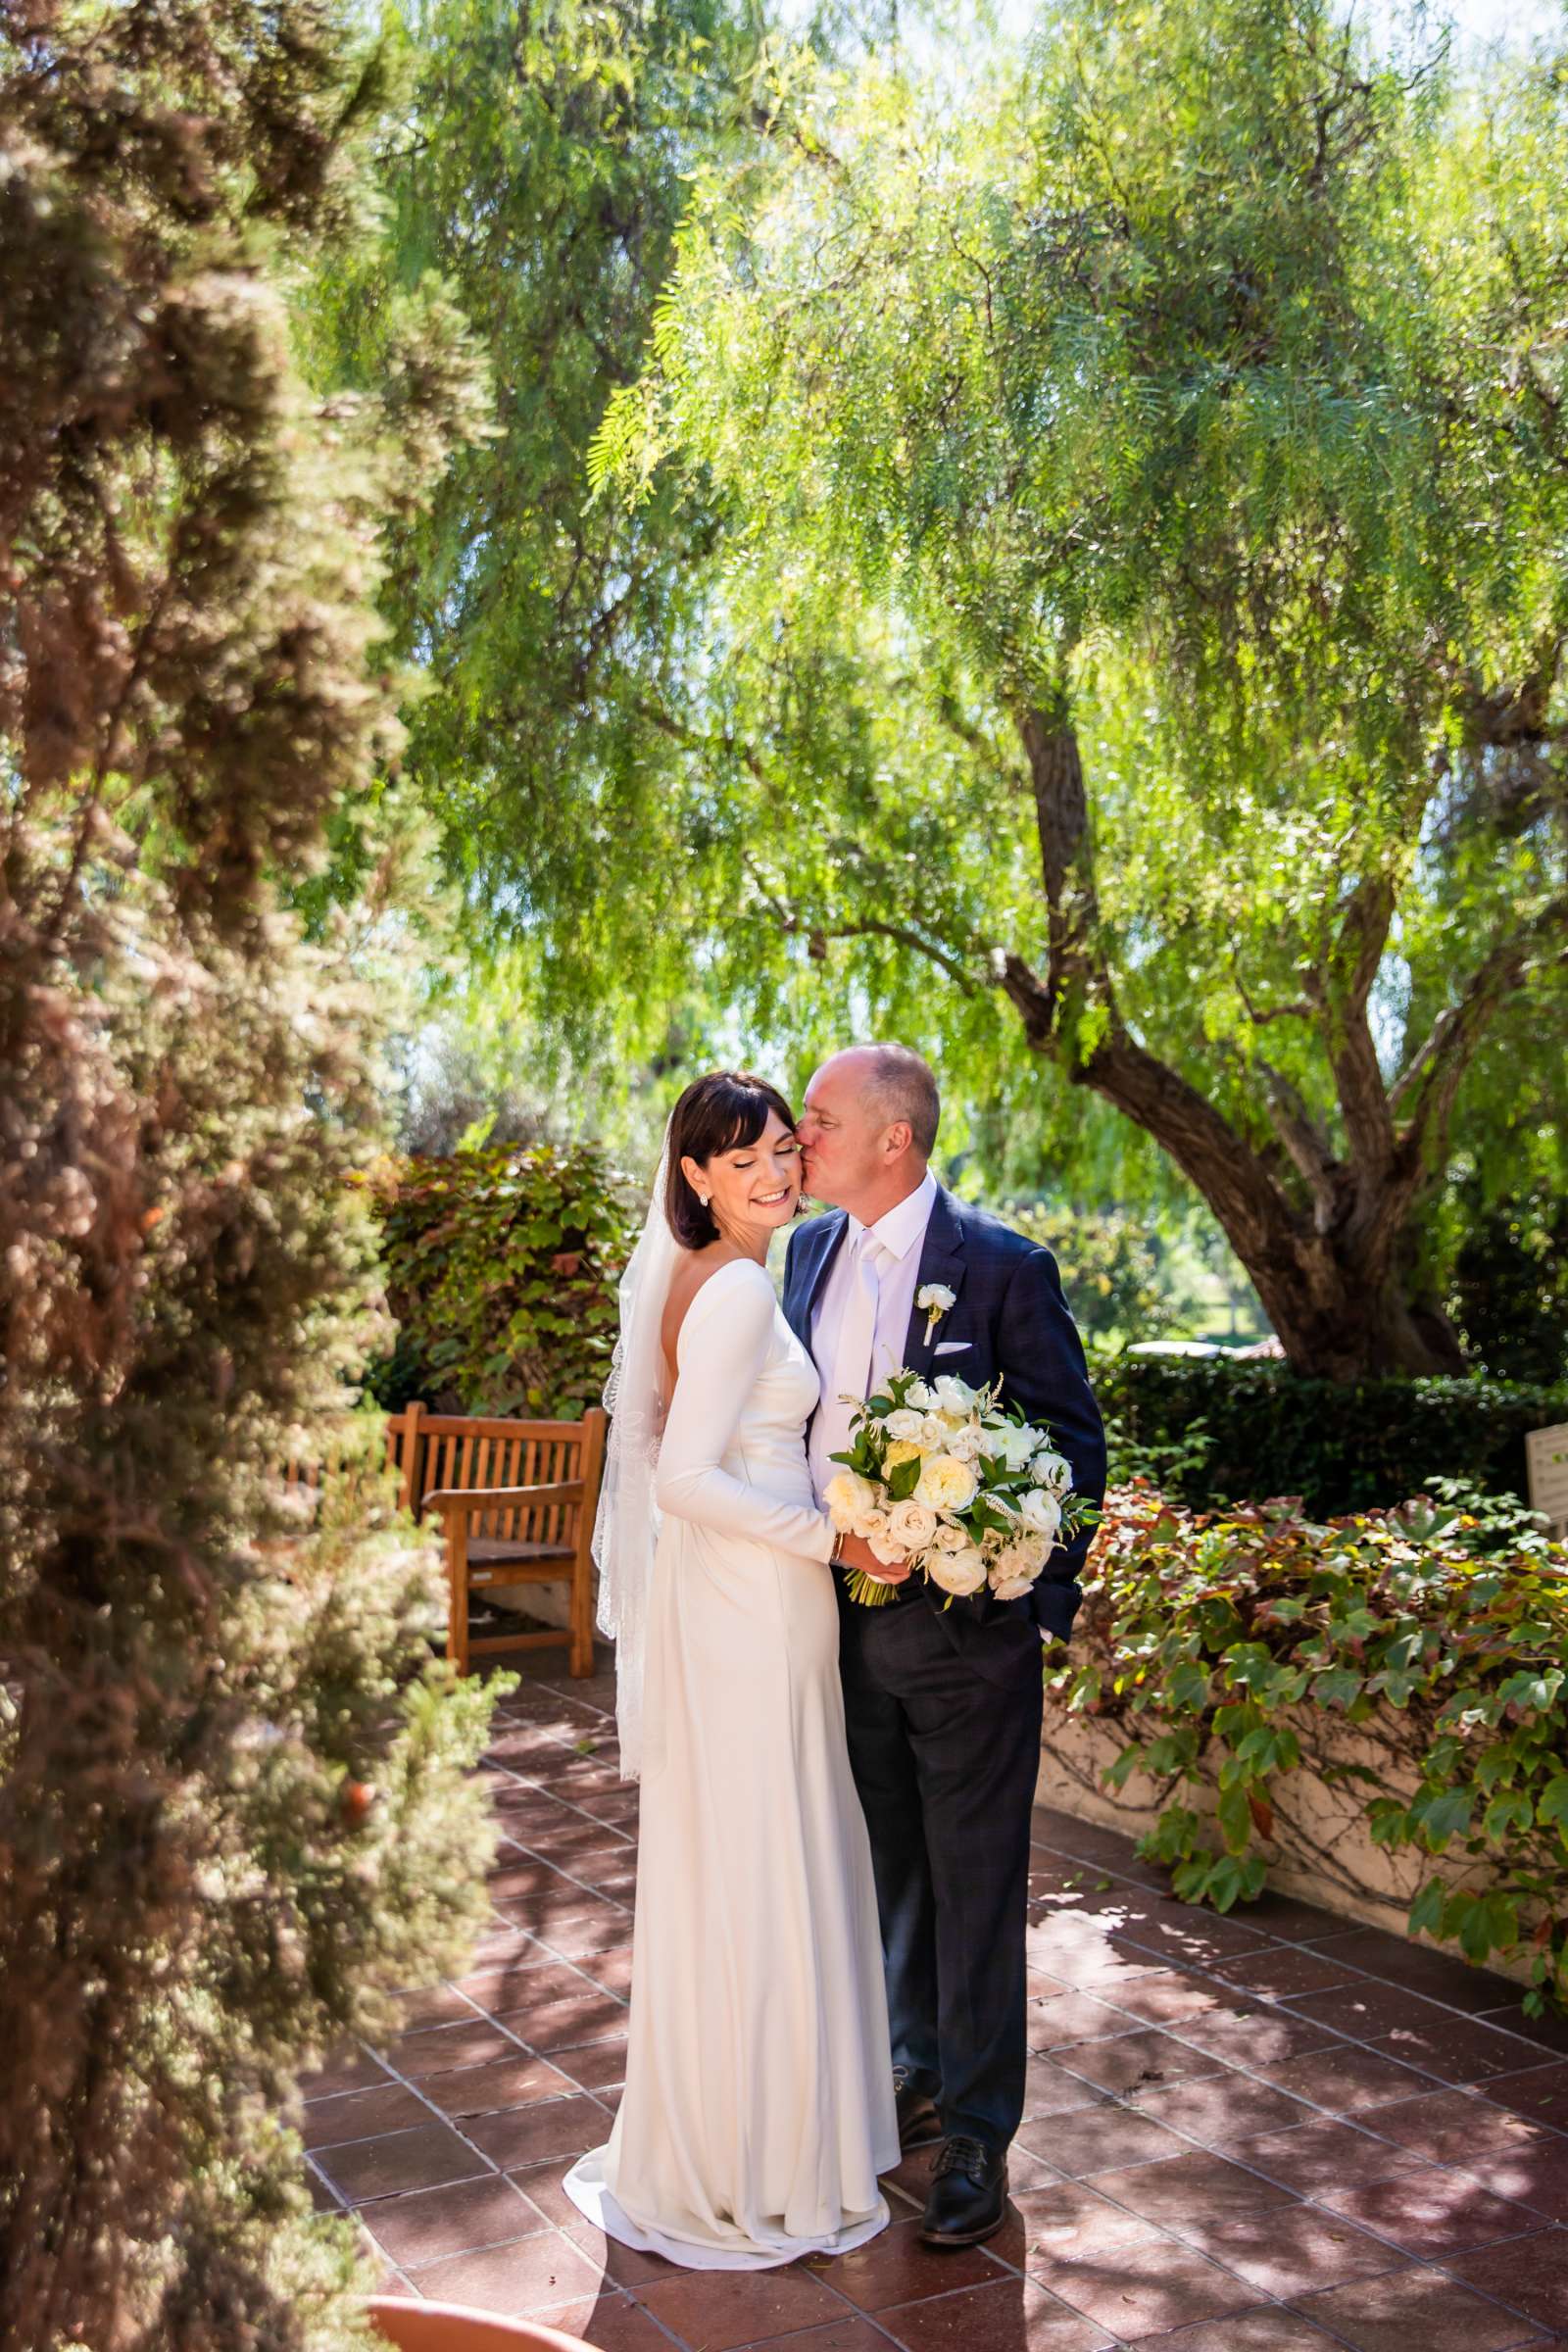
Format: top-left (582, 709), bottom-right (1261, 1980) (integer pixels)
top-left (782, 1186), bottom-right (1106, 1650)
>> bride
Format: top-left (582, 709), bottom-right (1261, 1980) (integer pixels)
top-left (563, 1070), bottom-right (900, 2270)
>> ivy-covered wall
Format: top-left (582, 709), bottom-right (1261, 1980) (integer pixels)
top-left (1046, 1486), bottom-right (1568, 2009)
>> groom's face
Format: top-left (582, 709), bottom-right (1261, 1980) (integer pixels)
top-left (797, 1054), bottom-right (885, 1209)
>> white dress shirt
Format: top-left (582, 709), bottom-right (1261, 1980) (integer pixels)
top-left (808, 1169), bottom-right (938, 1501)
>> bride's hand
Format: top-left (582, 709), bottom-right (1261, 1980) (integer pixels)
top-left (835, 1531), bottom-right (911, 1586)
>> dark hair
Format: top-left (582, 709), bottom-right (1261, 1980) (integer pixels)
top-left (664, 1070), bottom-right (798, 1249)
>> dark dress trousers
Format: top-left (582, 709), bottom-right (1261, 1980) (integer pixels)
top-left (783, 1186), bottom-right (1106, 2151)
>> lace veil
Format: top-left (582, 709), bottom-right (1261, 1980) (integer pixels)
top-left (592, 1121), bottom-right (677, 1781)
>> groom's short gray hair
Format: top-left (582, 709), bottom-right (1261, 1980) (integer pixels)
top-left (857, 1042), bottom-right (940, 1158)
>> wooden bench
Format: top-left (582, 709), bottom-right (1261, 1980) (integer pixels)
top-left (278, 1402), bottom-right (608, 1679)
top-left (416, 1406), bottom-right (608, 1678)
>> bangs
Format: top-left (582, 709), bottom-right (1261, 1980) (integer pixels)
top-left (711, 1085), bottom-right (781, 1156)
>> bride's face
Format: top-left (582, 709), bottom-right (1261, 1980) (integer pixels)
top-left (685, 1109), bottom-right (802, 1244)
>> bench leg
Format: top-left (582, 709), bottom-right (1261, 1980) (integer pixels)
top-left (568, 1548), bottom-right (594, 1678)
top-left (446, 1516), bottom-right (469, 1677)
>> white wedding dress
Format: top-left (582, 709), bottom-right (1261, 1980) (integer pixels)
top-left (564, 1257), bottom-right (898, 2269)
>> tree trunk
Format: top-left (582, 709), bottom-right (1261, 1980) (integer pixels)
top-left (1006, 706), bottom-right (1476, 1384)
top-left (1071, 1023), bottom-right (1467, 1380)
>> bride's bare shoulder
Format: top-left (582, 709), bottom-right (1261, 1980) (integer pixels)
top-left (661, 1249), bottom-right (764, 1364)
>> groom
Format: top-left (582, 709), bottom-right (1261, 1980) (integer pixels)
top-left (784, 1044), bottom-right (1105, 2249)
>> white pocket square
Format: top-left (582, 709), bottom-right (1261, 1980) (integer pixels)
top-left (934, 1340), bottom-right (970, 1355)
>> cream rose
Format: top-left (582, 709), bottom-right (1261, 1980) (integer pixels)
top-left (926, 1544), bottom-right (987, 1596)
top-left (989, 1541), bottom-right (1039, 1591)
top-left (884, 1438), bottom-right (924, 1472)
top-left (868, 1529), bottom-right (910, 1566)
top-left (824, 1470), bottom-right (876, 1528)
top-left (914, 1454), bottom-right (979, 1512)
top-left (931, 1521), bottom-right (972, 1553)
top-left (990, 1573), bottom-right (1037, 1601)
top-left (946, 1422), bottom-right (984, 1463)
top-left (884, 1407), bottom-right (926, 1444)
top-left (888, 1497), bottom-right (939, 1551)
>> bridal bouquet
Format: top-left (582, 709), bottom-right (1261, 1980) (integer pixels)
top-left (824, 1368), bottom-right (1091, 1608)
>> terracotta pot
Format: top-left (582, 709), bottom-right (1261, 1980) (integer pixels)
top-left (367, 2296), bottom-right (597, 2352)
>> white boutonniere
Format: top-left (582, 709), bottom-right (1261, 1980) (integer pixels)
top-left (917, 1282), bottom-right (956, 1345)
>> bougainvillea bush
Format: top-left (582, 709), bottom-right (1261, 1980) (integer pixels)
top-left (365, 1143), bottom-right (642, 1418)
top-left (1051, 1487), bottom-right (1568, 2012)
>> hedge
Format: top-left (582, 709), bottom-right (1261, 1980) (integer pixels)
top-left (1053, 1484), bottom-right (1568, 2009)
top-left (360, 1144), bottom-right (641, 1418)
top-left (1097, 1354), bottom-right (1568, 1518)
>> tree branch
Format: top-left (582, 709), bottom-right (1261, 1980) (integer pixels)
top-left (1252, 1058), bottom-right (1344, 1228)
top-left (1321, 874), bottom-right (1397, 1184)
top-left (1391, 898), bottom-right (1568, 1170)
top-left (1015, 702), bottom-right (1100, 1025)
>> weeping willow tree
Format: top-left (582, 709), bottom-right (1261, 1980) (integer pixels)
top-left (0, 4), bottom-right (499, 2347)
top-left (441, 0), bottom-right (1565, 1380)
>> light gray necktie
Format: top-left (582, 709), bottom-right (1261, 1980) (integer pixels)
top-left (815, 1232), bottom-right (888, 1489)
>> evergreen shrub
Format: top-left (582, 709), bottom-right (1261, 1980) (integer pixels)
top-left (1098, 1356), bottom-right (1568, 1516)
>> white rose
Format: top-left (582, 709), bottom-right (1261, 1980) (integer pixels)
top-left (1033, 1447), bottom-right (1071, 1489)
top-left (991, 1573), bottom-right (1037, 1601)
top-left (915, 1454), bottom-right (980, 1512)
top-left (904, 1379), bottom-right (934, 1410)
top-left (824, 1470), bottom-right (877, 1529)
top-left (989, 1540), bottom-right (1037, 1586)
top-left (946, 1422), bottom-right (984, 1462)
top-left (884, 1407), bottom-right (926, 1444)
top-left (917, 1413), bottom-right (952, 1450)
top-left (868, 1530), bottom-right (910, 1566)
top-left (1019, 1488), bottom-right (1062, 1541)
top-left (888, 1497), bottom-right (939, 1551)
top-left (993, 1421), bottom-right (1039, 1473)
top-left (927, 1544), bottom-right (987, 1596)
top-left (932, 1374), bottom-right (977, 1417)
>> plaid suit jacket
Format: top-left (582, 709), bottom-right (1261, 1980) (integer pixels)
top-left (783, 1184), bottom-right (1106, 1647)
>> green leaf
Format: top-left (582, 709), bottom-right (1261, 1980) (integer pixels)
top-left (1408, 1877), bottom-right (1447, 1937)
top-left (1537, 1776), bottom-right (1568, 1832)
top-left (1482, 1789), bottom-right (1535, 1845)
top-left (1411, 1788), bottom-right (1474, 1852)
top-left (1216, 1780), bottom-right (1252, 1855)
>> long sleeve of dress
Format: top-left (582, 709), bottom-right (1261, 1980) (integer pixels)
top-left (656, 1262), bottom-right (835, 1562)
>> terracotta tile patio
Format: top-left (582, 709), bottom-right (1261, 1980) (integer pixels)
top-left (304, 1652), bottom-right (1568, 2349)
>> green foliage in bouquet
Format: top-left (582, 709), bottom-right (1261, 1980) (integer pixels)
top-left (828, 1369), bottom-right (1092, 1608)
top-left (0, 3), bottom-right (499, 2346)
top-left (365, 1144), bottom-right (642, 1417)
top-left (1054, 1489), bottom-right (1568, 2011)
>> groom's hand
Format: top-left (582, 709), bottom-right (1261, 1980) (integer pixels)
top-left (836, 1532), bottom-right (911, 1586)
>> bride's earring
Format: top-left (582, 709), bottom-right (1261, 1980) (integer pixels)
top-left (697, 1189), bottom-right (710, 1207)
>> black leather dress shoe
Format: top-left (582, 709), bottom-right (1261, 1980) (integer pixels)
top-left (893, 2064), bottom-right (942, 2153)
top-left (919, 2134), bottom-right (1007, 2246)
